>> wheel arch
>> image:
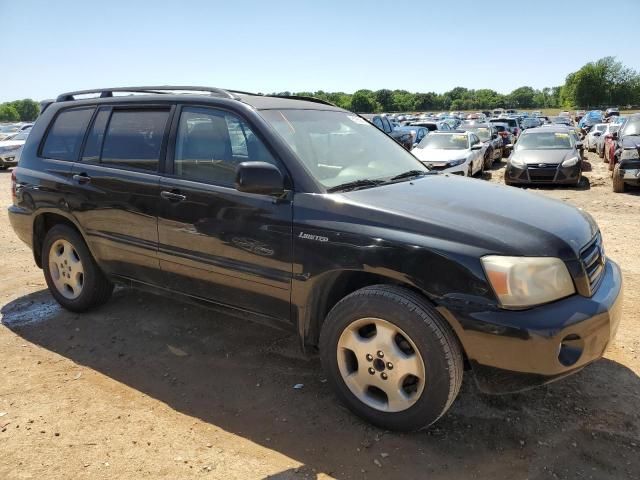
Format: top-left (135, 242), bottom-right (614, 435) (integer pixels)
top-left (297, 269), bottom-right (467, 360)
top-left (32, 210), bottom-right (89, 268)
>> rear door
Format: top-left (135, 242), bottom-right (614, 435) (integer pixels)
top-left (69, 105), bottom-right (173, 284)
top-left (157, 105), bottom-right (293, 322)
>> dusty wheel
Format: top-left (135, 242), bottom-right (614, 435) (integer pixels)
top-left (319, 285), bottom-right (463, 431)
top-left (612, 164), bottom-right (626, 193)
top-left (43, 225), bottom-right (113, 312)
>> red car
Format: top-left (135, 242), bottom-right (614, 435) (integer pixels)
top-left (603, 131), bottom-right (617, 168)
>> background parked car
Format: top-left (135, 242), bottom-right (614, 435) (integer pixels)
top-left (409, 120), bottom-right (452, 132)
top-left (395, 125), bottom-right (429, 148)
top-left (412, 131), bottom-right (487, 176)
top-left (521, 117), bottom-right (541, 130)
top-left (596, 123), bottom-right (620, 159)
top-left (584, 123), bottom-right (609, 152)
top-left (362, 114), bottom-right (415, 150)
top-left (608, 113), bottom-right (640, 192)
top-left (458, 123), bottom-right (503, 165)
top-left (489, 117), bottom-right (521, 138)
top-left (604, 107), bottom-right (620, 120)
top-left (505, 127), bottom-right (583, 186)
top-left (0, 129), bottom-right (29, 169)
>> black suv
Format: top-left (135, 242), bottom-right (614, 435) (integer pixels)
top-left (8, 86), bottom-right (623, 431)
top-left (610, 113), bottom-right (640, 193)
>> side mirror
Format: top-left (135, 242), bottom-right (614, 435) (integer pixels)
top-left (592, 131), bottom-right (601, 136)
top-left (235, 162), bottom-right (285, 196)
top-left (471, 144), bottom-right (483, 150)
top-left (575, 141), bottom-right (584, 149)
top-left (492, 133), bottom-right (498, 139)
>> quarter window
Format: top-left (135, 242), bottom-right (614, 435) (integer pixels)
top-left (42, 107), bottom-right (94, 161)
top-left (100, 110), bottom-right (170, 171)
top-left (173, 107), bottom-right (276, 186)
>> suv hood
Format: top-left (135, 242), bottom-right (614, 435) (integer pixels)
top-left (511, 149), bottom-right (576, 165)
top-left (413, 148), bottom-right (469, 164)
top-left (340, 174), bottom-right (596, 259)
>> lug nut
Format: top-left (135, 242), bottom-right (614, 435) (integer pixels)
top-left (366, 354), bottom-right (373, 361)
top-left (368, 367), bottom-right (375, 375)
top-left (377, 351), bottom-right (384, 358)
top-left (387, 362), bottom-right (393, 370)
top-left (381, 373), bottom-right (388, 380)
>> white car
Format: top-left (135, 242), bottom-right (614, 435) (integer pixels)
top-left (412, 131), bottom-right (486, 176)
top-left (584, 123), bottom-right (609, 152)
top-left (0, 129), bottom-right (29, 169)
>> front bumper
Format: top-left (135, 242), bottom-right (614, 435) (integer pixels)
top-left (442, 259), bottom-right (623, 393)
top-left (0, 153), bottom-right (18, 167)
top-left (620, 167), bottom-right (640, 185)
top-left (506, 162), bottom-right (581, 185)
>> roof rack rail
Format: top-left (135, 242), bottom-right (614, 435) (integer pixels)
top-left (55, 86), bottom-right (240, 102)
top-left (267, 95), bottom-right (337, 107)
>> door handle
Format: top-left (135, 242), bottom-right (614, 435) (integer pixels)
top-left (72, 174), bottom-right (91, 184)
top-left (160, 190), bottom-right (186, 202)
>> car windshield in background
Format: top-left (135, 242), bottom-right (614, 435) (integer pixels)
top-left (259, 109), bottom-right (425, 189)
top-left (595, 124), bottom-right (607, 132)
top-left (516, 132), bottom-right (573, 150)
top-left (417, 134), bottom-right (469, 150)
top-left (491, 119), bottom-right (517, 128)
top-left (465, 127), bottom-right (490, 141)
top-left (622, 119), bottom-right (640, 136)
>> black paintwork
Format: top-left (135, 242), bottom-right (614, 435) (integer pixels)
top-left (8, 90), bottom-right (623, 394)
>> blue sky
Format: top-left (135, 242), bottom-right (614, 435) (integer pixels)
top-left (1, 0), bottom-right (639, 102)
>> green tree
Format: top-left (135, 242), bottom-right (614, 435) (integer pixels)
top-left (350, 90), bottom-right (376, 113)
top-left (509, 86), bottom-right (536, 108)
top-left (0, 104), bottom-right (20, 122)
top-left (9, 99), bottom-right (40, 121)
top-left (374, 89), bottom-right (395, 111)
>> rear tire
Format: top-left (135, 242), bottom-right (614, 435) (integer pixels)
top-left (42, 225), bottom-right (114, 312)
top-left (612, 164), bottom-right (626, 193)
top-left (319, 285), bottom-right (463, 431)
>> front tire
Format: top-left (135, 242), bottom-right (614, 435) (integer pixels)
top-left (612, 164), bottom-right (626, 193)
top-left (42, 225), bottom-right (114, 312)
top-left (319, 285), bottom-right (463, 431)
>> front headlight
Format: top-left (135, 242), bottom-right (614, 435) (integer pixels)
top-left (510, 156), bottom-right (526, 168)
top-left (446, 158), bottom-right (466, 167)
top-left (561, 156), bottom-right (580, 167)
top-left (481, 256), bottom-right (575, 308)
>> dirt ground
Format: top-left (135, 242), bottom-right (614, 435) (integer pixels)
top-left (1, 151), bottom-right (639, 480)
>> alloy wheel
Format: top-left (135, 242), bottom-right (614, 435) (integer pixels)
top-left (48, 239), bottom-right (84, 299)
top-left (336, 317), bottom-right (426, 412)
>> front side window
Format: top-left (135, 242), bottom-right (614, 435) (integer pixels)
top-left (101, 109), bottom-right (169, 171)
top-left (260, 109), bottom-right (425, 189)
top-left (42, 107), bottom-right (94, 161)
top-left (173, 107), bottom-right (276, 186)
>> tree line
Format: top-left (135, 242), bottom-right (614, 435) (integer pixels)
top-left (1, 57), bottom-right (638, 121)
top-left (0, 99), bottom-right (40, 122)
top-left (283, 57), bottom-right (640, 113)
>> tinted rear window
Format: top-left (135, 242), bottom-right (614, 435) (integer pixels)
top-left (100, 110), bottom-right (170, 171)
top-left (42, 108), bottom-right (94, 161)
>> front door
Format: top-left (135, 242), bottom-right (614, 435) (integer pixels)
top-left (157, 106), bottom-right (293, 322)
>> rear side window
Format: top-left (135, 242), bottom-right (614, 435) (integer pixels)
top-left (100, 110), bottom-right (170, 171)
top-left (42, 108), bottom-right (94, 161)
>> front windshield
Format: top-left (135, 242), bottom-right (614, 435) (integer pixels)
top-left (259, 109), bottom-right (425, 189)
top-left (622, 119), bottom-right (640, 136)
top-left (595, 124), bottom-right (607, 132)
top-left (516, 132), bottom-right (573, 150)
top-left (417, 134), bottom-right (469, 150)
top-left (465, 127), bottom-right (490, 141)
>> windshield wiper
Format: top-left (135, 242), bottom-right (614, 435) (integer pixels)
top-left (389, 169), bottom-right (430, 181)
top-left (326, 179), bottom-right (386, 193)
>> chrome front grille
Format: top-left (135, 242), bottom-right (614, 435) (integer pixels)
top-left (580, 234), bottom-right (605, 295)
